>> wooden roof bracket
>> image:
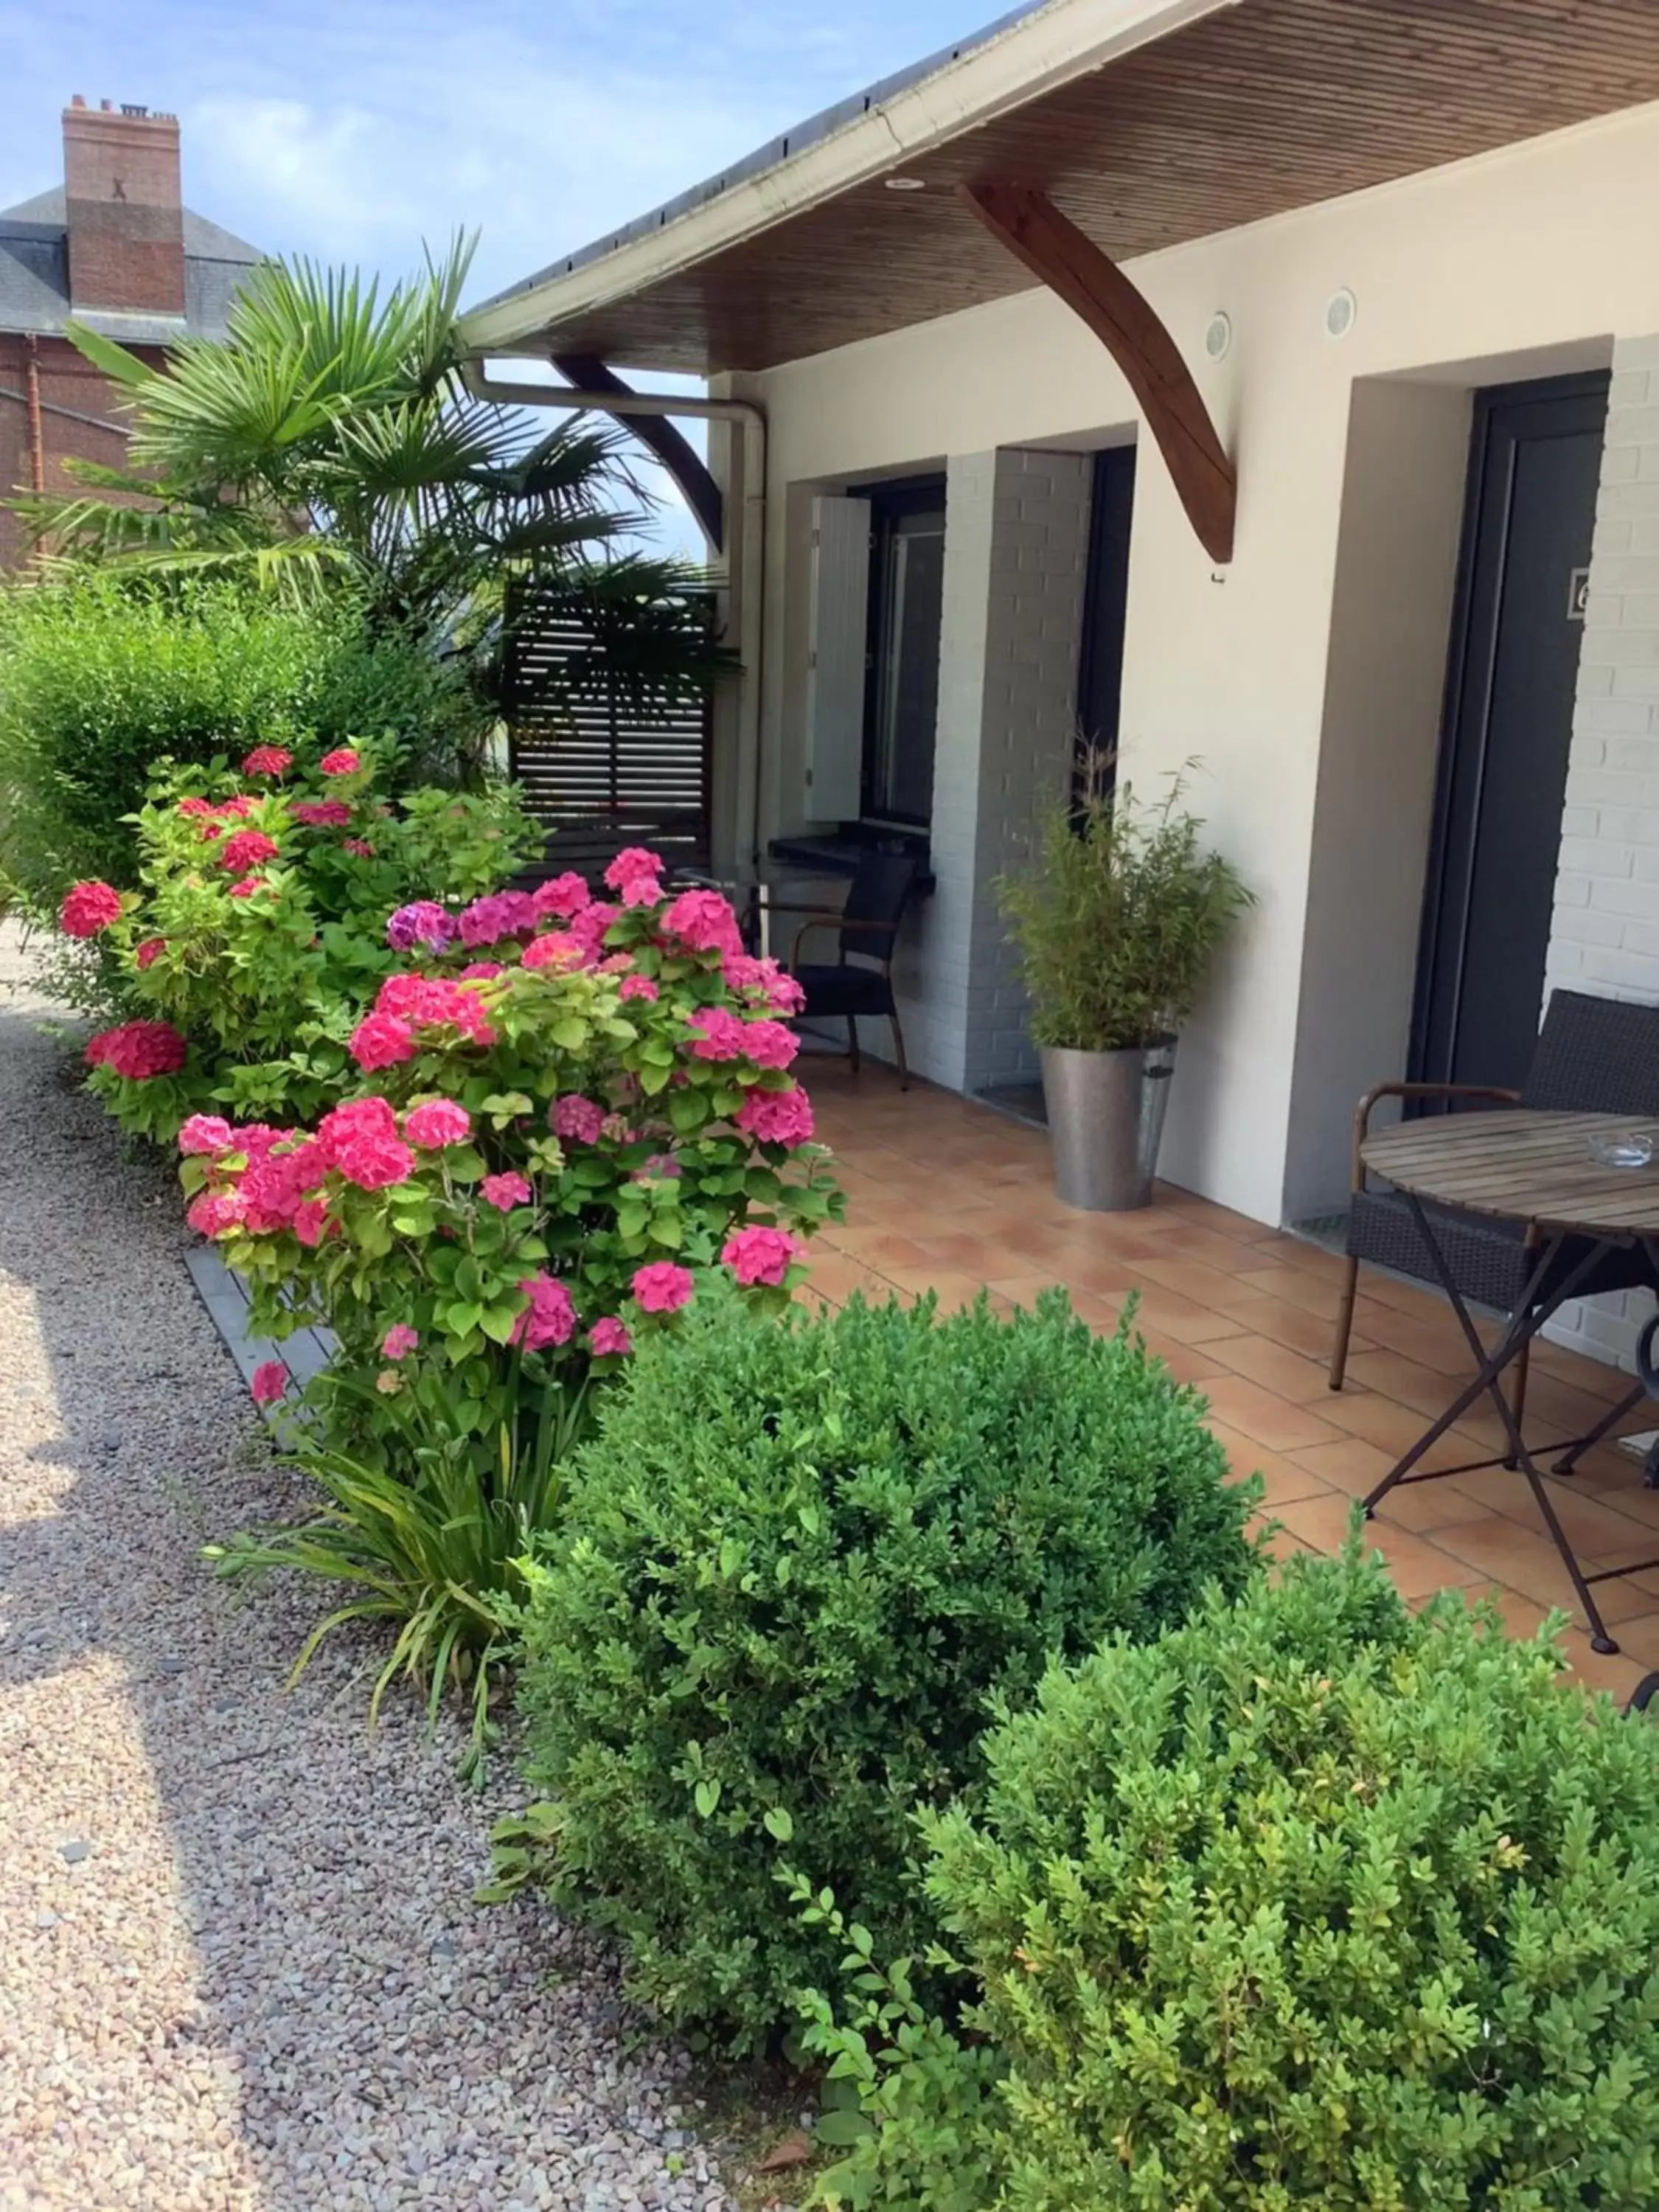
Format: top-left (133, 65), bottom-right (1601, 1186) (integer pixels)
top-left (959, 181), bottom-right (1235, 565)
top-left (551, 352), bottom-right (726, 554)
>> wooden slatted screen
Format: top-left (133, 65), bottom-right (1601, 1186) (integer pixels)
top-left (502, 580), bottom-right (715, 879)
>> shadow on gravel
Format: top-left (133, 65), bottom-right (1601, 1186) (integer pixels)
top-left (0, 971), bottom-right (726, 2212)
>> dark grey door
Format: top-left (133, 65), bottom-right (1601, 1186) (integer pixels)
top-left (1077, 445), bottom-right (1136, 765)
top-left (1412, 372), bottom-right (1608, 1094)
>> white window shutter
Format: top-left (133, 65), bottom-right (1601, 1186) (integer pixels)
top-left (804, 495), bottom-right (871, 821)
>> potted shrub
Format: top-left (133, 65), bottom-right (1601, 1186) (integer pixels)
top-left (998, 754), bottom-right (1252, 1211)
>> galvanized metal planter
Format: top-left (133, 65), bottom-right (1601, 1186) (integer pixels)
top-left (1040, 1039), bottom-right (1178, 1211)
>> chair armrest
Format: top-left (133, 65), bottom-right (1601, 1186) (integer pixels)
top-left (787, 916), bottom-right (896, 969)
top-left (1350, 1082), bottom-right (1520, 1189)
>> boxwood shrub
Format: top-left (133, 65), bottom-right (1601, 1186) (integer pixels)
top-left (512, 1287), bottom-right (1259, 2051)
top-left (897, 1545), bottom-right (1659, 2211)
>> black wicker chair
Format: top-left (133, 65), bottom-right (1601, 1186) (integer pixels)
top-left (759, 852), bottom-right (921, 1089)
top-left (1330, 990), bottom-right (1659, 1417)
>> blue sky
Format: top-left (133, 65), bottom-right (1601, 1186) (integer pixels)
top-left (0, 0), bottom-right (984, 305)
top-left (1, 0), bottom-right (988, 548)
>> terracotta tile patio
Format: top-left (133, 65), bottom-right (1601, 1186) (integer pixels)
top-left (803, 1056), bottom-right (1659, 1703)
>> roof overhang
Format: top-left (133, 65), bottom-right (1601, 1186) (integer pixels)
top-left (462, 0), bottom-right (1659, 378)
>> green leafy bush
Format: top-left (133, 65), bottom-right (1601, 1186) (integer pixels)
top-left (512, 1288), bottom-right (1260, 2053)
top-left (843, 1545), bottom-right (1659, 2211)
top-left (0, 576), bottom-right (486, 902)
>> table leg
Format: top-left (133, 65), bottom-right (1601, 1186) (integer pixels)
top-left (1551, 1379), bottom-right (1648, 1478)
top-left (1362, 1201), bottom-right (1625, 1653)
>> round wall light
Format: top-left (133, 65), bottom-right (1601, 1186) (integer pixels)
top-left (1204, 312), bottom-right (1232, 362)
top-left (884, 175), bottom-right (927, 192)
top-left (1325, 288), bottom-right (1357, 341)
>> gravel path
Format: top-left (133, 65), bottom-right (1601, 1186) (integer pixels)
top-left (0, 927), bottom-right (733, 2212)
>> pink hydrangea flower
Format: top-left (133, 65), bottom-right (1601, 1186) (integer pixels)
top-left (316, 1096), bottom-right (417, 1191)
top-left (227, 1122), bottom-right (285, 1162)
top-left (588, 1316), bottom-right (633, 1358)
top-left (459, 961), bottom-right (505, 981)
top-left (291, 800), bottom-right (353, 828)
top-left (178, 1113), bottom-right (235, 1156)
top-left (215, 797), bottom-right (254, 819)
top-left (569, 900), bottom-right (620, 957)
top-left (479, 1171), bottom-right (532, 1211)
top-left (242, 745), bottom-right (292, 777)
top-left (735, 1086), bottom-right (815, 1147)
top-left (723, 951), bottom-right (807, 1015)
top-left (319, 748), bottom-right (361, 776)
top-left (227, 876), bottom-right (262, 900)
top-left (251, 1361), bottom-right (288, 1405)
top-left (177, 796), bottom-right (215, 818)
top-left (219, 828), bottom-right (279, 874)
top-left (619, 973), bottom-right (659, 1002)
top-left (521, 931), bottom-right (586, 972)
top-left (349, 1009), bottom-right (417, 1071)
top-left (386, 900), bottom-right (456, 954)
top-left (552, 1093), bottom-right (606, 1144)
top-left (135, 936), bottom-right (167, 970)
top-left (605, 847), bottom-right (664, 896)
top-left (660, 888), bottom-right (744, 959)
top-left (686, 1007), bottom-right (799, 1069)
top-left (632, 1153), bottom-right (682, 1183)
top-left (375, 973), bottom-right (496, 1047)
top-left (532, 872), bottom-right (591, 922)
top-left (187, 1189), bottom-right (245, 1237)
top-left (85, 1020), bottom-right (188, 1079)
top-left (60, 880), bottom-right (122, 939)
top-left (291, 1198), bottom-right (334, 1248)
top-left (631, 1262), bottom-right (695, 1315)
top-left (722, 1225), bottom-right (803, 1288)
top-left (238, 1135), bottom-right (326, 1233)
top-left (403, 1098), bottom-right (472, 1150)
top-left (342, 838), bottom-right (375, 858)
top-left (458, 889), bottom-right (538, 948)
top-left (382, 1324), bottom-right (420, 1360)
top-left (510, 1271), bottom-right (577, 1352)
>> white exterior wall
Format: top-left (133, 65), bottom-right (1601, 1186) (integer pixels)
top-left (728, 97), bottom-right (1659, 1243)
top-left (1543, 336), bottom-right (1659, 1369)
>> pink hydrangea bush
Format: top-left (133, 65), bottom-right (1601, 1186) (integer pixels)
top-left (178, 858), bottom-right (841, 1405)
top-left (73, 745), bottom-right (541, 1145)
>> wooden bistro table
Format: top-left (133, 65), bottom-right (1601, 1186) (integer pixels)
top-left (1360, 1108), bottom-right (1659, 1653)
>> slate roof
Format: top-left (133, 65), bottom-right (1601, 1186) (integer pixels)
top-left (0, 186), bottom-right (261, 343)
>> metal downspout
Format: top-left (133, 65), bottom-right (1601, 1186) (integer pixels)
top-left (24, 336), bottom-right (46, 492)
top-left (461, 364), bottom-right (768, 872)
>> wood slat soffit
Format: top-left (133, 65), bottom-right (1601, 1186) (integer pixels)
top-left (523, 0), bottom-right (1659, 375)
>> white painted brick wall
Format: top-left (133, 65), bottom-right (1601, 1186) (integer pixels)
top-left (1543, 335), bottom-right (1659, 1370)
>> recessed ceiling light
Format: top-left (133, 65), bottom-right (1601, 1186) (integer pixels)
top-left (884, 175), bottom-right (927, 192)
top-left (1325, 288), bottom-right (1357, 340)
top-left (1205, 312), bottom-right (1232, 362)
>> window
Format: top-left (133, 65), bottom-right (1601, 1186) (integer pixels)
top-left (859, 477), bottom-right (946, 827)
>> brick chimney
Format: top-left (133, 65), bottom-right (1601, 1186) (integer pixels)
top-left (62, 95), bottom-right (185, 318)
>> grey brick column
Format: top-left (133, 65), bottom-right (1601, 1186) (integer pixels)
top-left (892, 446), bottom-right (1093, 1091)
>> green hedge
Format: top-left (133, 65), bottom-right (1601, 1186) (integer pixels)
top-left (878, 1545), bottom-right (1659, 2211)
top-left (0, 577), bottom-right (487, 903)
top-left (513, 1287), bottom-right (1260, 2052)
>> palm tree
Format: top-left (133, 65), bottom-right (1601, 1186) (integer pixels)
top-left (9, 234), bottom-right (731, 719)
